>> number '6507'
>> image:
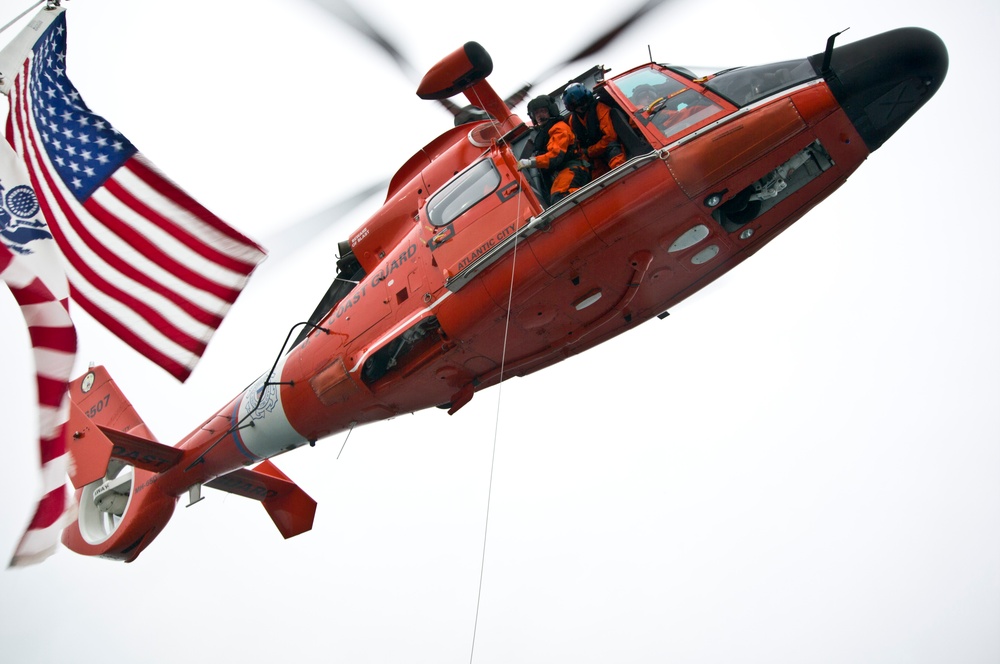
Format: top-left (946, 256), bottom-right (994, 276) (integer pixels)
top-left (86, 395), bottom-right (110, 419)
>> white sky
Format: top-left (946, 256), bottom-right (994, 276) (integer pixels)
top-left (0, 0), bottom-right (997, 662)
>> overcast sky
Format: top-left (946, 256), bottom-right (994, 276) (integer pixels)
top-left (0, 0), bottom-right (997, 662)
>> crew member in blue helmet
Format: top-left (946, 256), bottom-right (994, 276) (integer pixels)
top-left (562, 82), bottom-right (625, 178)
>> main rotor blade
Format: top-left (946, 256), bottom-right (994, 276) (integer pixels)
top-left (261, 179), bottom-right (388, 264)
top-left (518, 0), bottom-right (671, 102)
top-left (561, 0), bottom-right (669, 67)
top-left (307, 0), bottom-right (419, 81)
top-left (307, 0), bottom-right (472, 119)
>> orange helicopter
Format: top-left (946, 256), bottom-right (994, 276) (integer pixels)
top-left (59, 18), bottom-right (947, 561)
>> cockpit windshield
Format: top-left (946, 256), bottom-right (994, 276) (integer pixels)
top-left (703, 58), bottom-right (818, 107)
top-left (617, 66), bottom-right (727, 142)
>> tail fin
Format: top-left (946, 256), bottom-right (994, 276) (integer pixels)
top-left (69, 366), bottom-right (156, 437)
top-left (65, 365), bottom-right (167, 487)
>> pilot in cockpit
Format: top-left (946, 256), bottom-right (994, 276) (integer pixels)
top-left (630, 84), bottom-right (660, 109)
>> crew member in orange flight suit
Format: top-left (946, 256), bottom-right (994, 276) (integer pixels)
top-left (562, 82), bottom-right (625, 179)
top-left (516, 94), bottom-right (589, 204)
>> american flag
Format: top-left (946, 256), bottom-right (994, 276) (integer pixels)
top-left (0, 139), bottom-right (76, 567)
top-left (2, 8), bottom-right (266, 382)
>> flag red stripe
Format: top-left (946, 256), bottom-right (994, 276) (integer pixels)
top-left (36, 375), bottom-right (66, 408)
top-left (6, 274), bottom-right (51, 305)
top-left (26, 487), bottom-right (66, 530)
top-left (28, 324), bottom-right (77, 353)
top-left (38, 432), bottom-right (66, 465)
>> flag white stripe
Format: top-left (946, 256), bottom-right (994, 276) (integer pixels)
top-left (39, 404), bottom-right (69, 439)
top-left (33, 347), bottom-right (76, 386)
top-left (17, 298), bottom-right (71, 328)
top-left (41, 455), bottom-right (69, 494)
top-left (10, 540), bottom-right (58, 566)
top-left (0, 253), bottom-right (34, 287)
top-left (9, 506), bottom-right (72, 565)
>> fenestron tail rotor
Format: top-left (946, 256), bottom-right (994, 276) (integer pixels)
top-left (78, 463), bottom-right (133, 545)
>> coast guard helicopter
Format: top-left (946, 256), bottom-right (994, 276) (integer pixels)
top-left (59, 8), bottom-right (947, 561)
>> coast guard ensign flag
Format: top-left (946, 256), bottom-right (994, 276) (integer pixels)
top-left (0, 138), bottom-right (76, 567)
top-left (0, 7), bottom-right (266, 382)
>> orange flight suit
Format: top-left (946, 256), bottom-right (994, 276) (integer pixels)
top-left (570, 102), bottom-right (626, 178)
top-left (532, 118), bottom-right (589, 204)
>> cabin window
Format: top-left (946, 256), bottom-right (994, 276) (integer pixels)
top-left (617, 67), bottom-right (726, 142)
top-left (704, 59), bottom-right (818, 107)
top-left (426, 159), bottom-right (501, 227)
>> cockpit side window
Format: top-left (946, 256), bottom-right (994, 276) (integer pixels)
top-left (619, 68), bottom-right (689, 109)
top-left (704, 59), bottom-right (818, 107)
top-left (617, 67), bottom-right (727, 142)
top-left (426, 159), bottom-right (501, 227)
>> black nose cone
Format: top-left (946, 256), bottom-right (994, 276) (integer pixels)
top-left (808, 27), bottom-right (948, 152)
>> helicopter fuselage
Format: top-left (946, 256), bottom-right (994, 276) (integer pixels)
top-left (60, 28), bottom-right (948, 561)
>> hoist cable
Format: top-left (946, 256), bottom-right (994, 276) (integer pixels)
top-left (468, 94), bottom-right (524, 663)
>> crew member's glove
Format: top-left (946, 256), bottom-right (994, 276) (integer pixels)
top-left (516, 158), bottom-right (534, 171)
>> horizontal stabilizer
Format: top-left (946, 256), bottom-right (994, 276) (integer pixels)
top-left (99, 426), bottom-right (184, 473)
top-left (206, 460), bottom-right (317, 539)
top-left (66, 401), bottom-right (184, 488)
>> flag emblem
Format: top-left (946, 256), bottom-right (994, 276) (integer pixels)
top-left (1, 178), bottom-right (50, 254)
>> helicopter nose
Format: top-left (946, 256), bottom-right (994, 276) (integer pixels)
top-left (809, 27), bottom-right (948, 152)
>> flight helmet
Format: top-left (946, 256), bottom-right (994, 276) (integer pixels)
top-left (562, 82), bottom-right (594, 113)
top-left (527, 94), bottom-right (560, 124)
